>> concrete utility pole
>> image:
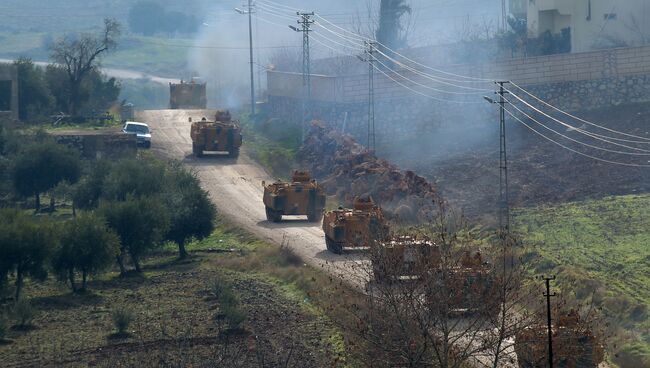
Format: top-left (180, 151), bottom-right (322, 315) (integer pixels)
top-left (290, 12), bottom-right (314, 141)
top-left (236, 1), bottom-right (256, 116)
top-left (358, 41), bottom-right (377, 151)
top-left (543, 275), bottom-right (557, 368)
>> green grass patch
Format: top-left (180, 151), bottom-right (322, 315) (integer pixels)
top-left (239, 113), bottom-right (302, 179)
top-left (0, 32), bottom-right (47, 56)
top-left (514, 194), bottom-right (650, 365)
top-left (103, 36), bottom-right (191, 77)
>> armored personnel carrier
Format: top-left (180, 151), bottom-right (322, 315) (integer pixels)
top-left (322, 197), bottom-right (389, 254)
top-left (262, 170), bottom-right (326, 222)
top-left (190, 110), bottom-right (242, 158)
top-left (515, 309), bottom-right (605, 368)
top-left (372, 236), bottom-right (440, 281)
top-left (422, 250), bottom-right (497, 317)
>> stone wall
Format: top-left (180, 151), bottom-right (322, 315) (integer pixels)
top-left (52, 130), bottom-right (137, 159)
top-left (266, 45), bottom-right (650, 145)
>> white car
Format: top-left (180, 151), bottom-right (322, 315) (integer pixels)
top-left (122, 121), bottom-right (152, 148)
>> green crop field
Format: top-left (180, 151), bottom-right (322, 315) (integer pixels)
top-left (514, 194), bottom-right (650, 366)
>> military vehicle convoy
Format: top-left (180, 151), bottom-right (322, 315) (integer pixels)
top-left (515, 310), bottom-right (605, 368)
top-left (190, 110), bottom-right (242, 158)
top-left (262, 171), bottom-right (326, 222)
top-left (322, 197), bottom-right (389, 254)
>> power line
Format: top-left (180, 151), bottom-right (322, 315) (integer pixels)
top-left (372, 64), bottom-right (484, 104)
top-left (505, 90), bottom-right (650, 153)
top-left (504, 96), bottom-right (650, 156)
top-left (502, 106), bottom-right (650, 167)
top-left (509, 82), bottom-right (650, 143)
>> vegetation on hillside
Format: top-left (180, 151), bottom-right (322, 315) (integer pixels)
top-left (515, 195), bottom-right (650, 367)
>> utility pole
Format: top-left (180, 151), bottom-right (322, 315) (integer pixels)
top-left (501, 0), bottom-right (507, 32)
top-left (235, 1), bottom-right (256, 116)
top-left (543, 275), bottom-right (557, 368)
top-left (290, 12), bottom-right (314, 141)
top-left (358, 41), bottom-right (377, 151)
top-left (497, 81), bottom-right (510, 236)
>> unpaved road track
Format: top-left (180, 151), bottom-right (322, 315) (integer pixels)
top-left (139, 109), bottom-right (365, 279)
top-left (140, 109), bottom-right (527, 367)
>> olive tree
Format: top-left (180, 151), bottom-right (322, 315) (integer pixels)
top-left (0, 210), bottom-right (55, 299)
top-left (99, 197), bottom-right (170, 274)
top-left (164, 165), bottom-right (216, 258)
top-left (53, 214), bottom-right (120, 291)
top-left (12, 140), bottom-right (81, 211)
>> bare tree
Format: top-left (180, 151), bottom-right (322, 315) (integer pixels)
top-left (50, 18), bottom-right (121, 116)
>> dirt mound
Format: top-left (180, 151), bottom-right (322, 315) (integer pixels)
top-left (298, 121), bottom-right (440, 222)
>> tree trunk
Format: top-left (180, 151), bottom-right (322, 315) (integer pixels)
top-left (72, 203), bottom-right (77, 218)
top-left (81, 270), bottom-right (87, 291)
top-left (178, 241), bottom-right (188, 259)
top-left (68, 268), bottom-right (77, 292)
top-left (35, 193), bottom-right (40, 212)
top-left (116, 250), bottom-right (126, 275)
top-left (130, 252), bottom-right (142, 273)
top-left (50, 195), bottom-right (55, 212)
top-left (69, 79), bottom-right (80, 116)
top-left (15, 268), bottom-right (23, 300)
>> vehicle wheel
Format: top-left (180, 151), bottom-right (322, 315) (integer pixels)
top-left (192, 143), bottom-right (203, 157)
top-left (145, 141), bottom-right (151, 149)
top-left (307, 209), bottom-right (322, 222)
top-left (325, 236), bottom-right (343, 255)
top-left (229, 148), bottom-right (240, 158)
top-left (265, 207), bottom-right (282, 222)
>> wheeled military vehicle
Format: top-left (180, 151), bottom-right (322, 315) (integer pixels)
top-left (322, 197), bottom-right (389, 254)
top-left (190, 110), bottom-right (242, 158)
top-left (262, 171), bottom-right (326, 222)
top-left (515, 309), bottom-right (605, 368)
top-left (371, 236), bottom-right (439, 281)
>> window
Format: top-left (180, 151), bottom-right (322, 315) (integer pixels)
top-left (604, 13), bottom-right (617, 20)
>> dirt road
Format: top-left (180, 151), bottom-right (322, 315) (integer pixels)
top-left (138, 109), bottom-right (365, 279)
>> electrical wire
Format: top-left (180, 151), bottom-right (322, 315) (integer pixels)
top-left (373, 64), bottom-right (484, 104)
top-left (372, 55), bottom-right (486, 96)
top-left (504, 90), bottom-right (650, 153)
top-left (501, 106), bottom-right (650, 167)
top-left (312, 20), bottom-right (494, 90)
top-left (509, 82), bottom-right (650, 142)
top-left (255, 3), bottom-right (300, 21)
top-left (504, 96), bottom-right (650, 156)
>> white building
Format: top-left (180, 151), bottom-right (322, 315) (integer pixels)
top-left (526, 0), bottom-right (650, 52)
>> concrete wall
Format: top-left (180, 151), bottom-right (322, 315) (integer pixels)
top-left (0, 64), bottom-right (19, 121)
top-left (528, 0), bottom-right (650, 52)
top-left (266, 44), bottom-right (650, 145)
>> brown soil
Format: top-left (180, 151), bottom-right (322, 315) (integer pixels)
top-left (382, 103), bottom-right (650, 219)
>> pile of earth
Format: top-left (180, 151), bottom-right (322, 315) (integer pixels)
top-left (298, 121), bottom-right (440, 222)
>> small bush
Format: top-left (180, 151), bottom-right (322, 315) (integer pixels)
top-left (12, 298), bottom-right (36, 328)
top-left (111, 307), bottom-right (134, 335)
top-left (222, 305), bottom-right (246, 329)
top-left (211, 277), bottom-right (247, 329)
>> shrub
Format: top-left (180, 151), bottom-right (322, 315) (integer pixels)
top-left (12, 298), bottom-right (36, 328)
top-left (111, 307), bottom-right (134, 335)
top-left (222, 305), bottom-right (246, 329)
